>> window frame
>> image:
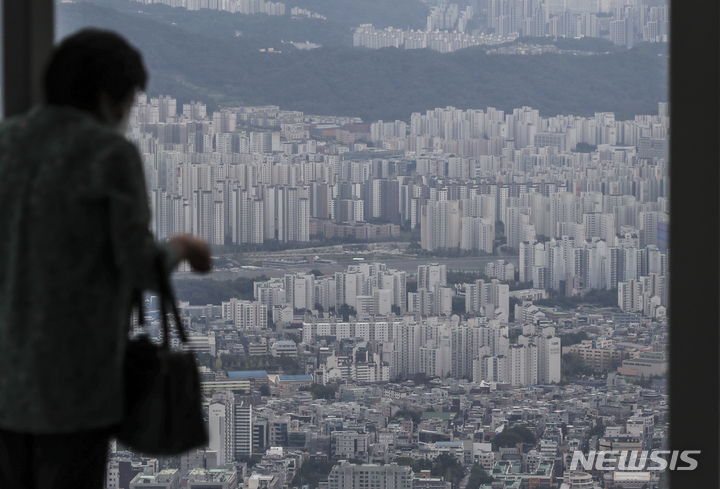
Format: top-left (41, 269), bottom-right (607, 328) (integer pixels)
top-left (3, 0), bottom-right (719, 486)
top-left (2, 0), bottom-right (53, 117)
top-left (668, 0), bottom-right (720, 487)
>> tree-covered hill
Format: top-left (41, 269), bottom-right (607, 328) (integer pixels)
top-left (279, 0), bottom-right (430, 29)
top-left (57, 2), bottom-right (668, 121)
top-left (70, 0), bottom-right (354, 46)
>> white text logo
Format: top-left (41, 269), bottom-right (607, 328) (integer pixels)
top-left (569, 450), bottom-right (700, 471)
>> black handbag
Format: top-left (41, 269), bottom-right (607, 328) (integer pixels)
top-left (116, 254), bottom-right (208, 455)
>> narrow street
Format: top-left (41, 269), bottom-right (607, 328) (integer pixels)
top-left (458, 470), bottom-right (471, 489)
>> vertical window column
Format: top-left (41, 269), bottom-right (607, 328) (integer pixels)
top-left (3, 0), bottom-right (53, 117)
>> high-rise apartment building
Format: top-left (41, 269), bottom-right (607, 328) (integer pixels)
top-left (222, 299), bottom-right (268, 331)
top-left (233, 401), bottom-right (253, 459)
top-left (208, 391), bottom-right (235, 465)
top-left (327, 463), bottom-right (414, 489)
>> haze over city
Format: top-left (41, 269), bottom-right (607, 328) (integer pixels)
top-left (53, 0), bottom-right (670, 487)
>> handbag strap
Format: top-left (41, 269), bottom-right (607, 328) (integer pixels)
top-left (156, 252), bottom-right (188, 348)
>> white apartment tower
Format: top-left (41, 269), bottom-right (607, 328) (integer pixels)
top-left (208, 391), bottom-right (235, 465)
top-left (234, 401), bottom-right (253, 458)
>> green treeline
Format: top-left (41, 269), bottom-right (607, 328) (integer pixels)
top-left (172, 276), bottom-right (267, 305)
top-left (391, 409), bottom-right (423, 425)
top-left (214, 233), bottom-right (413, 253)
top-left (194, 352), bottom-right (303, 374)
top-left (562, 353), bottom-right (600, 378)
top-left (446, 270), bottom-right (489, 285)
top-left (71, 0), bottom-right (430, 46)
top-left (292, 459), bottom-right (334, 489)
top-left (559, 331), bottom-right (590, 347)
top-left (58, 3), bottom-right (667, 122)
top-left (218, 353), bottom-right (304, 374)
top-left (514, 36), bottom-right (622, 53)
top-left (491, 425), bottom-right (536, 450)
top-left (299, 383), bottom-right (336, 400)
top-left (75, 0), bottom-right (353, 46)
top-left (533, 288), bottom-right (619, 309)
top-left (466, 463), bottom-right (494, 489)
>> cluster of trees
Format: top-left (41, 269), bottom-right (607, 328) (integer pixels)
top-left (194, 352), bottom-right (216, 369)
top-left (299, 383), bottom-right (336, 400)
top-left (224, 234), bottom-right (406, 254)
top-left (291, 459), bottom-right (334, 489)
top-left (534, 288), bottom-right (619, 309)
top-left (446, 270), bottom-right (488, 285)
top-left (559, 331), bottom-right (590, 347)
top-left (491, 425), bottom-right (536, 451)
top-left (237, 454), bottom-right (263, 468)
top-left (284, 332), bottom-right (303, 344)
top-left (465, 463), bottom-right (494, 489)
top-left (445, 271), bottom-right (530, 289)
top-left (412, 247), bottom-right (493, 258)
top-left (391, 409), bottom-right (423, 425)
top-left (216, 353), bottom-right (304, 374)
top-left (561, 352), bottom-right (603, 380)
top-left (587, 421), bottom-right (606, 438)
top-left (510, 36), bottom-right (621, 53)
top-left (172, 276), bottom-right (266, 305)
top-left (393, 457), bottom-right (432, 473)
top-left (508, 281), bottom-right (533, 291)
top-left (451, 296), bottom-right (465, 315)
top-left (629, 373), bottom-right (663, 388)
top-left (335, 304), bottom-right (358, 321)
top-left (574, 142), bottom-right (598, 153)
top-left (59, 2), bottom-right (667, 122)
top-left (394, 454), bottom-right (465, 488)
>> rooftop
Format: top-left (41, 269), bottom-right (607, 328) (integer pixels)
top-left (278, 374), bottom-right (313, 381)
top-left (188, 468), bottom-right (235, 482)
top-left (227, 370), bottom-right (268, 379)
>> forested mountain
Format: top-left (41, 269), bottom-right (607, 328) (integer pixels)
top-left (70, 0), bottom-right (354, 46)
top-left (57, 1), bottom-right (668, 121)
top-left (277, 0), bottom-right (429, 29)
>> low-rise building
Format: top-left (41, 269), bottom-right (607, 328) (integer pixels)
top-left (129, 469), bottom-right (180, 489)
top-left (327, 462), bottom-right (414, 489)
top-left (247, 473), bottom-right (282, 489)
top-left (271, 340), bottom-right (298, 357)
top-left (249, 338), bottom-right (268, 356)
top-left (618, 352), bottom-right (667, 377)
top-left (564, 341), bottom-right (633, 371)
top-left (331, 431), bottom-right (372, 461)
top-left (187, 467), bottom-right (239, 489)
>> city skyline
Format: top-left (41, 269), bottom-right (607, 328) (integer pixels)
top-left (16, 0), bottom-right (680, 487)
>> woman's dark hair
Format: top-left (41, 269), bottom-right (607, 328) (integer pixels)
top-left (43, 29), bottom-right (147, 110)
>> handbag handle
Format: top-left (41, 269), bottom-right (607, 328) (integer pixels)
top-left (156, 253), bottom-right (188, 349)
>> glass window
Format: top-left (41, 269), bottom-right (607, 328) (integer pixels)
top-left (47, 0), bottom-right (687, 484)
